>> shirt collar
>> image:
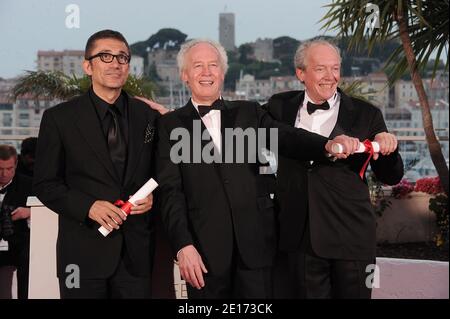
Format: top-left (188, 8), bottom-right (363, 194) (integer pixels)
top-left (89, 88), bottom-right (125, 120)
top-left (303, 90), bottom-right (339, 111)
top-left (0, 178), bottom-right (13, 193)
top-left (191, 97), bottom-right (222, 114)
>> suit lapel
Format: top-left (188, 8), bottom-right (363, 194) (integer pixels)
top-left (283, 91), bottom-right (304, 126)
top-left (220, 101), bottom-right (239, 161)
top-left (221, 100), bottom-right (239, 131)
top-left (74, 93), bottom-right (119, 183)
top-left (178, 100), bottom-right (208, 163)
top-left (178, 99), bottom-right (204, 137)
top-left (123, 94), bottom-right (146, 187)
top-left (329, 89), bottom-right (358, 138)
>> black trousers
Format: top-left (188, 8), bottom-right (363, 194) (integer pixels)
top-left (187, 249), bottom-right (272, 299)
top-left (59, 257), bottom-right (151, 299)
top-left (0, 233), bottom-right (30, 299)
top-left (287, 250), bottom-right (374, 299)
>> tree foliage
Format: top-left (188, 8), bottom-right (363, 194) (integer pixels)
top-left (12, 71), bottom-right (156, 101)
top-left (321, 0), bottom-right (449, 195)
top-left (321, 0), bottom-right (449, 83)
top-left (130, 28), bottom-right (188, 57)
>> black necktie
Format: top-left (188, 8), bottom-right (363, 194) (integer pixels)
top-left (198, 99), bottom-right (225, 117)
top-left (107, 105), bottom-right (126, 181)
top-left (307, 101), bottom-right (330, 114)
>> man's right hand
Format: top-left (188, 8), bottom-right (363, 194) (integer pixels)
top-left (177, 244), bottom-right (208, 289)
top-left (88, 200), bottom-right (127, 232)
top-left (325, 134), bottom-right (360, 159)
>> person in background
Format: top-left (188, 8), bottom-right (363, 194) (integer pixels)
top-left (16, 137), bottom-right (37, 178)
top-left (0, 144), bottom-right (32, 299)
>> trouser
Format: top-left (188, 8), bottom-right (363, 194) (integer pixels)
top-left (187, 248), bottom-right (273, 299)
top-left (59, 257), bottom-right (151, 299)
top-left (287, 250), bottom-right (374, 299)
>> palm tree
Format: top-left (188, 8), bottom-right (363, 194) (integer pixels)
top-left (321, 0), bottom-right (449, 196)
top-left (12, 71), bottom-right (157, 101)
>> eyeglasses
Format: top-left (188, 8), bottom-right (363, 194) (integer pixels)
top-left (87, 52), bottom-right (130, 65)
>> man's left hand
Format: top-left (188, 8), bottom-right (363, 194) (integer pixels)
top-left (373, 132), bottom-right (398, 160)
top-left (135, 96), bottom-right (170, 115)
top-left (11, 207), bottom-right (31, 221)
top-left (130, 193), bottom-right (154, 215)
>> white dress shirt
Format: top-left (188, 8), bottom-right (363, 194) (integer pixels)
top-left (192, 98), bottom-right (222, 153)
top-left (295, 91), bottom-right (340, 138)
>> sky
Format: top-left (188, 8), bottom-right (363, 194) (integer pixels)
top-left (0, 0), bottom-right (335, 78)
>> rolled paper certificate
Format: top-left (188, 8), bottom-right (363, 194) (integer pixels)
top-left (98, 178), bottom-right (159, 237)
top-left (331, 141), bottom-right (380, 154)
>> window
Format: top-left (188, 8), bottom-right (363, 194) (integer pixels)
top-left (0, 103), bottom-right (13, 111)
top-left (2, 113), bottom-right (12, 126)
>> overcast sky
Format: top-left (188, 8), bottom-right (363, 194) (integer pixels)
top-left (0, 0), bottom-right (336, 78)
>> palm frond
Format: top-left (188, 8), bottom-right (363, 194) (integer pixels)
top-left (12, 71), bottom-right (83, 100)
top-left (340, 79), bottom-right (372, 103)
top-left (320, 0), bottom-right (449, 82)
top-left (12, 71), bottom-right (155, 101)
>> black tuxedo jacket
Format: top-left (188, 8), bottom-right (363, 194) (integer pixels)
top-left (266, 90), bottom-right (404, 260)
top-left (33, 91), bottom-right (159, 278)
top-left (156, 99), bottom-right (329, 275)
top-left (0, 174), bottom-right (32, 266)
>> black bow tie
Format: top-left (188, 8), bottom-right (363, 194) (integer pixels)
top-left (198, 99), bottom-right (225, 117)
top-left (307, 101), bottom-right (330, 114)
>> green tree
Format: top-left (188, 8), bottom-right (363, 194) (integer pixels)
top-left (273, 36), bottom-right (300, 74)
top-left (130, 28), bottom-right (187, 57)
top-left (12, 71), bottom-right (156, 100)
top-left (321, 0), bottom-right (449, 196)
top-left (238, 43), bottom-right (254, 65)
top-left (224, 63), bottom-right (245, 91)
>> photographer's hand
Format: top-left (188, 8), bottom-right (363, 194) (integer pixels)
top-left (11, 207), bottom-right (30, 221)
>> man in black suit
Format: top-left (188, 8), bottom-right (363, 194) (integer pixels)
top-left (155, 39), bottom-right (354, 299)
top-left (0, 144), bottom-right (32, 299)
top-left (33, 30), bottom-right (159, 298)
top-left (266, 39), bottom-right (404, 298)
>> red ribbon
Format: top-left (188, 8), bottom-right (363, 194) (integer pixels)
top-left (114, 199), bottom-right (133, 215)
top-left (359, 139), bottom-right (374, 179)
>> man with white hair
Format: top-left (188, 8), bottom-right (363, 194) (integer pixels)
top-left (266, 39), bottom-right (404, 298)
top-left (155, 38), bottom-right (356, 298)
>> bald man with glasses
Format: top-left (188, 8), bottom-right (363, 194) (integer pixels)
top-left (34, 30), bottom-right (159, 299)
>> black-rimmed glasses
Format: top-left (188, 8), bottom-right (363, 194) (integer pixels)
top-left (87, 52), bottom-right (130, 64)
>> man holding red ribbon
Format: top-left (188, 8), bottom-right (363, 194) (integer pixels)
top-left (265, 39), bottom-right (404, 299)
top-left (33, 30), bottom-right (158, 298)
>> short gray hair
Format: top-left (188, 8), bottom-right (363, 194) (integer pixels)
top-left (294, 39), bottom-right (341, 70)
top-left (177, 38), bottom-right (229, 77)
